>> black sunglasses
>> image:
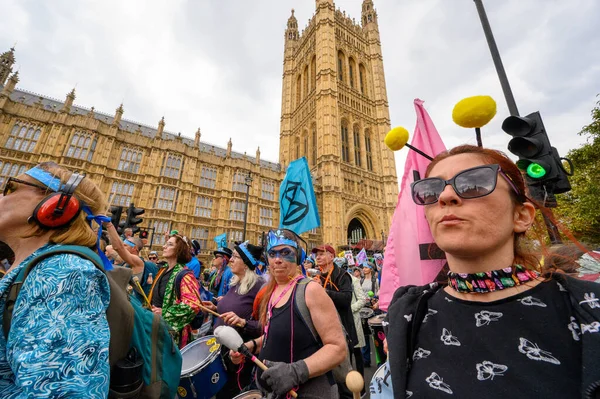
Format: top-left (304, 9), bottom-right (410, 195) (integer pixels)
top-left (2, 177), bottom-right (49, 197)
top-left (411, 164), bottom-right (521, 206)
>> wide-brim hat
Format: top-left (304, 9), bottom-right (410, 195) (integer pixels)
top-left (213, 247), bottom-right (233, 258)
top-left (234, 242), bottom-right (263, 270)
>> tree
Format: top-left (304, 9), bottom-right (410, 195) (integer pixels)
top-left (555, 97), bottom-right (600, 246)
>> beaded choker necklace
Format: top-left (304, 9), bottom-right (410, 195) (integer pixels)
top-left (448, 264), bottom-right (540, 294)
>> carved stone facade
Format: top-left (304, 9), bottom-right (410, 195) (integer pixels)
top-left (280, 0), bottom-right (398, 247)
top-left (0, 0), bottom-right (397, 260)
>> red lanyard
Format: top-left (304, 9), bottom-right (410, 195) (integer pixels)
top-left (264, 275), bottom-right (303, 338)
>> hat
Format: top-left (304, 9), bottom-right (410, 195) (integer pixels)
top-left (234, 241), bottom-right (263, 270)
top-left (311, 245), bottom-right (335, 256)
top-left (333, 257), bottom-right (347, 268)
top-left (213, 247), bottom-right (233, 258)
top-left (149, 251), bottom-right (158, 256)
top-left (362, 261), bottom-right (375, 269)
top-left (191, 239), bottom-right (201, 256)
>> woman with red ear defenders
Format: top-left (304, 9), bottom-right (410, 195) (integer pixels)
top-left (0, 162), bottom-right (111, 398)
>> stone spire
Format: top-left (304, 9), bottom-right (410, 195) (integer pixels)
top-left (113, 103), bottom-right (124, 126)
top-left (256, 146), bottom-right (261, 164)
top-left (362, 0), bottom-right (378, 26)
top-left (0, 71), bottom-right (19, 97)
top-left (226, 138), bottom-right (232, 157)
top-left (285, 9), bottom-right (299, 42)
top-left (157, 116), bottom-right (165, 136)
top-left (0, 47), bottom-right (16, 85)
top-left (194, 128), bottom-right (201, 147)
top-left (60, 88), bottom-right (76, 113)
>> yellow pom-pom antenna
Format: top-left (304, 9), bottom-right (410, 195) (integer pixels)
top-left (384, 126), bottom-right (433, 161)
top-left (384, 126), bottom-right (410, 151)
top-left (452, 95), bottom-right (497, 129)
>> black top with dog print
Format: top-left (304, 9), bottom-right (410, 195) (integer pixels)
top-left (405, 280), bottom-right (582, 398)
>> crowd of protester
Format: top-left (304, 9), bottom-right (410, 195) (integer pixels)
top-left (0, 150), bottom-right (599, 398)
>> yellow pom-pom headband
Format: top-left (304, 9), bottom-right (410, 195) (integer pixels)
top-left (385, 126), bottom-right (433, 161)
top-left (452, 95), bottom-right (497, 147)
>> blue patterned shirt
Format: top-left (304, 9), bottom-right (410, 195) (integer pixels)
top-left (0, 244), bottom-right (111, 398)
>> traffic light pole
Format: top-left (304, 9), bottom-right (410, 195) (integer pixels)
top-left (473, 0), bottom-right (519, 116)
top-left (475, 0), bottom-right (562, 245)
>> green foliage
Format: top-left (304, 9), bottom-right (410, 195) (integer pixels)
top-left (555, 97), bottom-right (600, 246)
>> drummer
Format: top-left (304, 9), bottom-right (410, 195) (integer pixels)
top-left (232, 229), bottom-right (347, 398)
top-left (202, 241), bottom-right (265, 398)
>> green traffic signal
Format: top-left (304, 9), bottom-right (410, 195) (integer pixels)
top-left (527, 162), bottom-right (547, 179)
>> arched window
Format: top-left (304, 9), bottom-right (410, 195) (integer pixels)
top-left (312, 124), bottom-right (317, 166)
top-left (337, 51), bottom-right (345, 82)
top-left (349, 58), bottom-right (356, 89)
top-left (296, 75), bottom-right (302, 106)
top-left (359, 64), bottom-right (367, 95)
top-left (311, 56), bottom-right (316, 91)
top-left (5, 121), bottom-right (42, 152)
top-left (353, 124), bottom-right (361, 167)
top-left (303, 65), bottom-right (309, 97)
top-left (295, 137), bottom-right (300, 160)
top-left (66, 131), bottom-right (97, 161)
top-left (341, 121), bottom-right (350, 162)
top-left (303, 132), bottom-right (308, 159)
top-left (365, 129), bottom-right (373, 171)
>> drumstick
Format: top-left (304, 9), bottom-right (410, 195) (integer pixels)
top-left (215, 326), bottom-right (299, 398)
top-left (345, 370), bottom-right (364, 399)
top-left (198, 303), bottom-right (244, 327)
top-left (131, 276), bottom-right (151, 308)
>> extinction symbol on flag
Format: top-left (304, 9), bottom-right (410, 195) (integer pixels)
top-left (282, 181), bottom-right (309, 225)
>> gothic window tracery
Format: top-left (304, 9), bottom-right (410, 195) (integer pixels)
top-left (337, 50), bottom-right (345, 82)
top-left (359, 64), bottom-right (367, 95)
top-left (349, 58), bottom-right (356, 89)
top-left (161, 154), bottom-right (183, 179)
top-left (109, 181), bottom-right (134, 206)
top-left (66, 131), bottom-right (97, 162)
top-left (341, 120), bottom-right (350, 163)
top-left (117, 148), bottom-right (143, 174)
top-left (311, 56), bottom-right (316, 91)
top-left (353, 124), bottom-right (362, 167)
top-left (5, 121), bottom-right (41, 152)
top-left (365, 129), bottom-right (373, 171)
top-left (311, 124), bottom-right (317, 167)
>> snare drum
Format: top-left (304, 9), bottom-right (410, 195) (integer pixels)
top-left (369, 362), bottom-right (393, 399)
top-left (177, 336), bottom-right (227, 399)
top-left (368, 313), bottom-right (388, 366)
top-left (232, 390), bottom-right (265, 399)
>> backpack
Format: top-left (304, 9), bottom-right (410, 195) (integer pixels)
top-left (293, 278), bottom-right (353, 384)
top-left (2, 245), bottom-right (182, 399)
top-left (173, 269), bottom-right (208, 330)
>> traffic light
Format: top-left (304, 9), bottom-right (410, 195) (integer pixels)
top-left (109, 206), bottom-right (124, 235)
top-left (502, 111), bottom-right (571, 196)
top-left (126, 204), bottom-right (145, 235)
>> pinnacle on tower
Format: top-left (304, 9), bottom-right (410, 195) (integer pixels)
top-left (157, 116), bottom-right (165, 135)
top-left (0, 46), bottom-right (16, 85)
top-left (362, 0), bottom-right (378, 26)
top-left (285, 9), bottom-right (299, 41)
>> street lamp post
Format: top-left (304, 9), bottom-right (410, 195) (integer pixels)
top-left (242, 173), bottom-right (253, 241)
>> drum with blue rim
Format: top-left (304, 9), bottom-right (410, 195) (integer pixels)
top-left (177, 336), bottom-right (227, 399)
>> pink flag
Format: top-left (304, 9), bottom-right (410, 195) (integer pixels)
top-left (379, 99), bottom-right (447, 311)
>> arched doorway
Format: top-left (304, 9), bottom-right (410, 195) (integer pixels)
top-left (347, 218), bottom-right (366, 245)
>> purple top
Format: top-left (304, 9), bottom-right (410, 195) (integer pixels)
top-left (215, 278), bottom-right (264, 339)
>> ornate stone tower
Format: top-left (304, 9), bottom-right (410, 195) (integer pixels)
top-left (279, 0), bottom-right (398, 248)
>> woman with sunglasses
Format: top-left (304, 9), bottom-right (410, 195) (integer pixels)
top-left (385, 145), bottom-right (600, 398)
top-left (147, 234), bottom-right (201, 348)
top-left (202, 241), bottom-right (265, 398)
top-left (233, 229), bottom-right (346, 398)
top-left (0, 162), bottom-right (111, 397)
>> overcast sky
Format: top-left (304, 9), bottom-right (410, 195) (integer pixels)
top-left (1, 0), bottom-right (599, 186)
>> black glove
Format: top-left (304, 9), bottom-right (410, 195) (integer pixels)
top-left (262, 360), bottom-right (309, 395)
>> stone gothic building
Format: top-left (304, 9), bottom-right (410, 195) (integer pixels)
top-left (0, 0), bottom-right (397, 261)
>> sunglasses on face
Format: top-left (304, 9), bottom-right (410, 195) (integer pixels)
top-left (411, 164), bottom-right (521, 206)
top-left (149, 256), bottom-right (158, 260)
top-left (2, 177), bottom-right (49, 197)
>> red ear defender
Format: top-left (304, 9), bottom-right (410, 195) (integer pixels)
top-left (30, 172), bottom-right (85, 229)
top-left (31, 193), bottom-right (82, 229)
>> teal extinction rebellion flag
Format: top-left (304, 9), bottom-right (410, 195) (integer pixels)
top-left (279, 157), bottom-right (321, 235)
top-left (214, 233), bottom-right (227, 248)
